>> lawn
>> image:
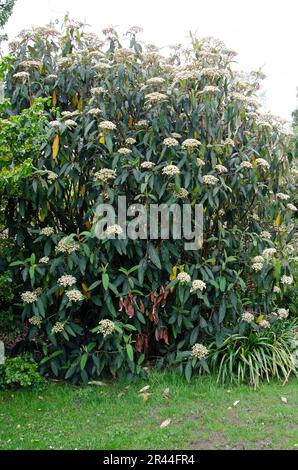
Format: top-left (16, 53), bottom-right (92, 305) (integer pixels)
top-left (0, 371), bottom-right (297, 450)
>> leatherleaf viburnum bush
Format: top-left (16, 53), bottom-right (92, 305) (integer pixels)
top-left (1, 19), bottom-right (297, 383)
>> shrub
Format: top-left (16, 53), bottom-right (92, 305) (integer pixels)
top-left (1, 19), bottom-right (297, 383)
top-left (0, 353), bottom-right (42, 388)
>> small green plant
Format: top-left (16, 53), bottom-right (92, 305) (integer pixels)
top-left (208, 321), bottom-right (298, 389)
top-left (0, 354), bottom-right (43, 389)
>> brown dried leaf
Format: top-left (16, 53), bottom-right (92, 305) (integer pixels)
top-left (141, 393), bottom-right (151, 403)
top-left (163, 388), bottom-right (171, 400)
top-left (160, 418), bottom-right (172, 429)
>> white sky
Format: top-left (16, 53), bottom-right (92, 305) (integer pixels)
top-left (4, 0), bottom-right (298, 121)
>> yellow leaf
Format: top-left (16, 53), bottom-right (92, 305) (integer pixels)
top-left (99, 135), bottom-right (105, 144)
top-left (194, 131), bottom-right (199, 139)
top-left (82, 282), bottom-right (90, 299)
top-left (256, 315), bottom-right (264, 324)
top-left (29, 97), bottom-right (34, 107)
top-left (78, 97), bottom-right (83, 112)
top-left (52, 135), bottom-right (59, 163)
top-left (275, 212), bottom-right (281, 227)
top-left (38, 211), bottom-right (46, 222)
top-left (52, 90), bottom-right (57, 106)
top-left (128, 115), bottom-right (133, 129)
top-left (169, 265), bottom-right (178, 281)
top-left (72, 94), bottom-right (79, 106)
top-left (47, 202), bottom-right (51, 211)
top-left (55, 288), bottom-right (64, 299)
top-left (251, 156), bottom-right (257, 167)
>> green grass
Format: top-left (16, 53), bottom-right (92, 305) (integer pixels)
top-left (0, 371), bottom-right (298, 450)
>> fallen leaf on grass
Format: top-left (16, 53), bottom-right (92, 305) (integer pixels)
top-left (163, 388), bottom-right (171, 400)
top-left (160, 418), bottom-right (172, 429)
top-left (139, 385), bottom-right (150, 393)
top-left (233, 400), bottom-right (240, 407)
top-left (141, 393), bottom-right (151, 403)
top-left (280, 396), bottom-right (288, 404)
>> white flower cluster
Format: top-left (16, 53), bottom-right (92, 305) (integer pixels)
top-left (276, 308), bottom-right (289, 319)
top-left (163, 137), bottom-right (179, 147)
top-left (175, 188), bottom-right (189, 199)
top-left (239, 161), bottom-right (253, 169)
top-left (52, 322), bottom-right (65, 334)
top-left (281, 275), bottom-right (293, 285)
top-left (105, 224), bottom-right (124, 236)
top-left (94, 168), bottom-right (117, 183)
top-left (13, 71), bottom-right (30, 80)
top-left (58, 274), bottom-right (77, 288)
top-left (40, 227), bottom-right (55, 236)
top-left (190, 280), bottom-right (206, 292)
top-left (29, 315), bottom-right (42, 327)
top-left (65, 119), bottom-right (77, 128)
top-left (286, 203), bottom-right (297, 211)
top-left (145, 92), bottom-right (168, 102)
top-left (39, 256), bottom-right (50, 264)
top-left (136, 119), bottom-right (149, 127)
top-left (21, 291), bottom-right (38, 304)
top-left (177, 272), bottom-right (191, 284)
top-left (215, 164), bottom-right (228, 174)
top-left (197, 158), bottom-right (206, 167)
top-left (223, 138), bottom-right (235, 146)
top-left (98, 319), bottom-right (115, 337)
top-left (252, 262), bottom-right (263, 272)
top-left (199, 85), bottom-right (220, 94)
top-left (141, 161), bottom-right (155, 170)
top-left (99, 120), bottom-right (117, 131)
top-left (162, 165), bottom-right (180, 176)
top-left (276, 192), bottom-right (290, 201)
top-left (259, 319), bottom-right (270, 329)
top-left (200, 67), bottom-right (226, 79)
top-left (241, 311), bottom-right (254, 323)
top-left (88, 108), bottom-right (101, 116)
top-left (125, 137), bottom-right (136, 145)
top-left (203, 175), bottom-right (219, 186)
top-left (174, 70), bottom-right (196, 81)
top-left (146, 77), bottom-right (165, 85)
top-left (118, 147), bottom-right (132, 155)
top-left (49, 120), bottom-right (61, 129)
top-left (56, 237), bottom-right (78, 254)
top-left (91, 87), bottom-right (106, 96)
top-left (20, 60), bottom-right (41, 69)
top-left (191, 343), bottom-right (209, 360)
top-left (66, 289), bottom-right (84, 303)
top-left (47, 171), bottom-right (58, 183)
top-left (260, 231), bottom-right (271, 239)
top-left (255, 158), bottom-right (270, 170)
top-left (262, 248), bottom-right (277, 259)
top-left (182, 138), bottom-right (201, 149)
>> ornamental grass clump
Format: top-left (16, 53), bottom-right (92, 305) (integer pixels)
top-left (0, 17), bottom-right (297, 383)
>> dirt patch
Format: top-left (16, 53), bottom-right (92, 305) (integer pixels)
top-left (190, 431), bottom-right (230, 450)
